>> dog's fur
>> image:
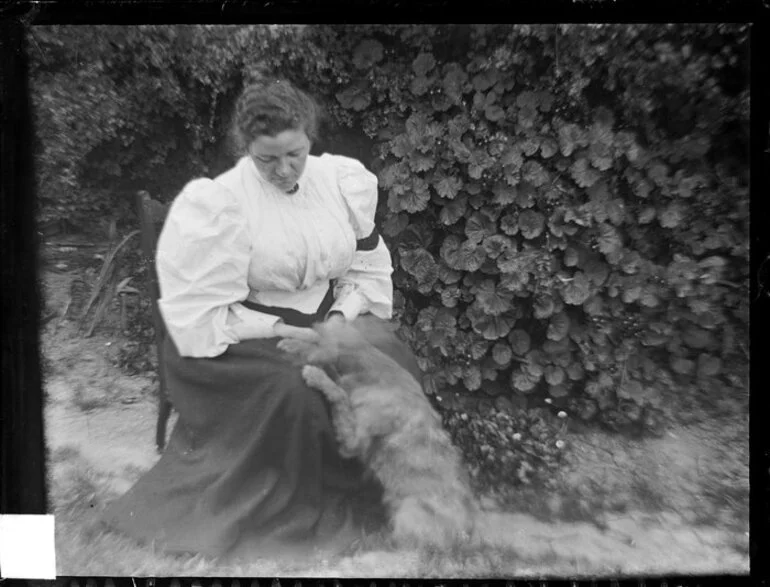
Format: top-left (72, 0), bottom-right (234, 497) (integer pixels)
top-left (277, 319), bottom-right (477, 549)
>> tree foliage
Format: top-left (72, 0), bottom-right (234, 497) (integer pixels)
top-left (30, 24), bottom-right (749, 434)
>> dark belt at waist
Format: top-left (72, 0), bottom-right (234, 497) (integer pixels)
top-left (241, 280), bottom-right (336, 329)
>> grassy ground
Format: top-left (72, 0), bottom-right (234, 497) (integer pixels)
top-left (40, 237), bottom-right (750, 578)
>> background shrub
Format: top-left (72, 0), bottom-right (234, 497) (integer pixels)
top-left (30, 24), bottom-right (749, 436)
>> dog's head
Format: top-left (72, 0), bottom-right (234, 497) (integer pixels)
top-left (313, 315), bottom-right (400, 352)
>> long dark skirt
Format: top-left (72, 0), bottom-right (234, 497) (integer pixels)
top-left (101, 316), bottom-right (420, 559)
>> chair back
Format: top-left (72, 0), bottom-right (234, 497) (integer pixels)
top-left (134, 190), bottom-right (173, 452)
top-left (134, 190), bottom-right (169, 337)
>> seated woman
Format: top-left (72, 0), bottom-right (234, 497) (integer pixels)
top-left (101, 79), bottom-right (420, 560)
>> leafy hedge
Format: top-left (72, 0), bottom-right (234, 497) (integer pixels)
top-left (30, 24), bottom-right (749, 434)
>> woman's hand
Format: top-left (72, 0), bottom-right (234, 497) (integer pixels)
top-left (273, 322), bottom-right (321, 343)
top-left (325, 311), bottom-right (346, 325)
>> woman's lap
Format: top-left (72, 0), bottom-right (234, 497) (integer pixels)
top-left (101, 316), bottom-right (407, 557)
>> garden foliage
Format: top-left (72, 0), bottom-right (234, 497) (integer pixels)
top-left (30, 24), bottom-right (749, 434)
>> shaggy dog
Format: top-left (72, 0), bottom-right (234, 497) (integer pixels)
top-left (277, 318), bottom-right (477, 549)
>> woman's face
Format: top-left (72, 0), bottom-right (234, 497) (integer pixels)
top-left (248, 128), bottom-right (311, 192)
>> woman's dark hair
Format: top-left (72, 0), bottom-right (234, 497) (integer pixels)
top-left (231, 79), bottom-right (320, 153)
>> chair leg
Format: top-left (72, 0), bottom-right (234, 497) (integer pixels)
top-left (156, 395), bottom-right (172, 453)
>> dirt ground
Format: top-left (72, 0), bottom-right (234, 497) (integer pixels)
top-left (39, 241), bottom-right (750, 578)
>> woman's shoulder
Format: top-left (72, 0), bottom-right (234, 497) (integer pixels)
top-left (172, 175), bottom-right (240, 218)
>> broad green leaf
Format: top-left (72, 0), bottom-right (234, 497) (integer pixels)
top-left (549, 383), bottom-right (570, 398)
top-left (435, 174), bottom-right (463, 199)
top-left (470, 338), bottom-right (490, 360)
top-left (542, 337), bottom-right (570, 355)
top-left (564, 207), bottom-right (592, 227)
top-left (391, 178), bottom-right (431, 213)
top-left (648, 162), bottom-right (670, 187)
top-left (485, 104), bottom-right (506, 121)
top-left (438, 262), bottom-right (463, 284)
top-left (492, 183), bottom-right (517, 206)
top-left (352, 39), bottom-right (384, 69)
top-left (500, 213), bottom-right (520, 236)
top-left (390, 134), bottom-right (413, 158)
top-left (465, 211), bottom-right (497, 243)
top-left (508, 328), bottom-right (531, 355)
top-left (516, 91), bottom-right (539, 109)
top-left (521, 160), bottom-right (549, 187)
top-left (439, 196), bottom-right (468, 225)
top-left (564, 246), bottom-right (580, 267)
top-left (410, 75), bottom-right (432, 96)
top-left (584, 258), bottom-right (610, 285)
top-left (545, 365), bottom-right (566, 386)
top-left (475, 279), bottom-right (514, 316)
top-left (622, 285), bottom-right (642, 303)
top-left (633, 178), bottom-right (654, 199)
top-left (637, 207), bottom-right (655, 224)
top-left (442, 63), bottom-right (468, 102)
top-left (336, 83), bottom-right (371, 111)
top-left (399, 247), bottom-right (439, 293)
top-left (492, 342), bottom-right (513, 366)
top-left (408, 153), bottom-right (436, 172)
top-left (502, 146), bottom-right (524, 171)
top-left (415, 306), bottom-right (438, 332)
top-left (696, 354), bottom-right (722, 378)
top-left (511, 368), bottom-right (540, 393)
top-left (524, 362), bottom-right (544, 379)
top-left (440, 236), bottom-right (486, 272)
top-left (682, 327), bottom-right (714, 350)
top-left (498, 270), bottom-right (530, 292)
top-left (462, 364), bottom-right (482, 391)
top-left (472, 69), bottom-right (498, 92)
top-left (558, 122), bottom-right (586, 157)
top-left (482, 235), bottom-right (514, 259)
top-left (540, 137), bottom-right (559, 158)
top-left (676, 172), bottom-right (709, 198)
top-left (481, 358), bottom-right (500, 381)
top-left (606, 199), bottom-right (626, 225)
top-left (547, 311), bottom-right (571, 341)
top-left (381, 212), bottom-right (409, 237)
top-left (412, 52), bottom-right (437, 76)
top-left (659, 205), bottom-right (684, 229)
top-left (432, 92), bottom-right (453, 112)
top-left (597, 223), bottom-right (622, 255)
top-left (533, 293), bottom-right (556, 319)
top-left (518, 209), bottom-right (546, 239)
top-left (671, 357), bottom-right (694, 375)
top-left (562, 271), bottom-right (592, 305)
top-left (566, 362), bottom-right (585, 381)
top-left (468, 307), bottom-right (516, 340)
top-left (428, 308), bottom-right (458, 351)
top-left (582, 295), bottom-right (603, 315)
top-left (570, 157), bottom-right (601, 188)
top-left (514, 138), bottom-right (538, 159)
top-left (468, 149), bottom-right (494, 179)
top-left (449, 137), bottom-right (473, 163)
top-left (640, 288), bottom-right (661, 307)
top-left (515, 181), bottom-right (536, 208)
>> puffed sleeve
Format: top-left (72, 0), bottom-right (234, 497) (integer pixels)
top-left (327, 157), bottom-right (394, 321)
top-left (156, 179), bottom-right (281, 358)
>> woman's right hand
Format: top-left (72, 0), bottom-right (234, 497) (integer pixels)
top-left (273, 322), bottom-right (321, 344)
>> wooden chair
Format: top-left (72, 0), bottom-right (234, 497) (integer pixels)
top-left (134, 190), bottom-right (173, 453)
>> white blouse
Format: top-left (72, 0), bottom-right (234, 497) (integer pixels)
top-left (156, 153), bottom-right (394, 358)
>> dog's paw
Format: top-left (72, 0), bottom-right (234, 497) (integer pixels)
top-left (301, 364), bottom-right (329, 387)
